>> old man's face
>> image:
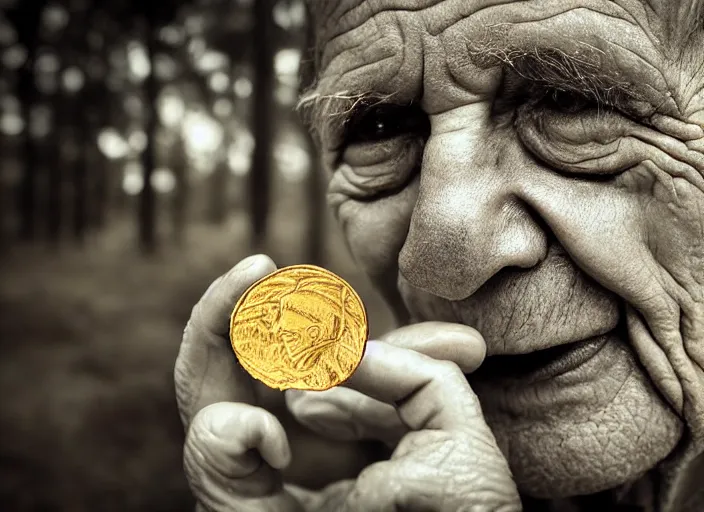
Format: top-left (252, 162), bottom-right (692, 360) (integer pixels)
top-left (303, 0), bottom-right (704, 499)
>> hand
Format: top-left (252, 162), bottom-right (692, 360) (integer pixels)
top-left (284, 322), bottom-right (488, 449)
top-left (175, 255), bottom-right (295, 511)
top-left (175, 255), bottom-right (521, 511)
top-left (175, 255), bottom-right (373, 512)
top-left (286, 332), bottom-right (522, 512)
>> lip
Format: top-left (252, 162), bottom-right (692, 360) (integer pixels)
top-left (472, 333), bottom-right (611, 384)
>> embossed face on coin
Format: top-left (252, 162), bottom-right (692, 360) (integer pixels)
top-left (230, 265), bottom-right (368, 391)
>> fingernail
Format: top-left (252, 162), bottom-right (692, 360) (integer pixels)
top-left (235, 255), bottom-right (260, 272)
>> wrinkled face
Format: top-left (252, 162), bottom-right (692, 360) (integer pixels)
top-left (304, 0), bottom-right (704, 499)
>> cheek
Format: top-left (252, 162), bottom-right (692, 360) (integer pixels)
top-left (645, 176), bottom-right (704, 300)
top-left (334, 177), bottom-right (419, 281)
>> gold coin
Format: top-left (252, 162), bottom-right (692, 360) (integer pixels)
top-left (230, 264), bottom-right (368, 391)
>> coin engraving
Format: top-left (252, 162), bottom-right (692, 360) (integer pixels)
top-left (230, 265), bottom-right (368, 391)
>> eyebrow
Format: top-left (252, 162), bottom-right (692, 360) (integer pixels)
top-left (480, 46), bottom-right (637, 105)
top-left (297, 44), bottom-right (648, 140)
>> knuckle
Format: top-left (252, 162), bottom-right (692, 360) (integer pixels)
top-left (186, 417), bottom-right (237, 481)
top-left (355, 462), bottom-right (387, 491)
top-left (351, 461), bottom-right (408, 511)
top-left (433, 359), bottom-right (463, 382)
top-left (256, 407), bottom-right (278, 435)
top-left (395, 430), bottom-right (447, 458)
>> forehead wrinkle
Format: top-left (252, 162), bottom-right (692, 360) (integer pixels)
top-left (616, 0), bottom-right (704, 47)
top-left (311, 0), bottom-right (442, 44)
top-left (306, 0), bottom-right (702, 128)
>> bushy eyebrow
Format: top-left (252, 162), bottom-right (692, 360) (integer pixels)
top-left (476, 45), bottom-right (638, 107)
top-left (297, 43), bottom-right (648, 140)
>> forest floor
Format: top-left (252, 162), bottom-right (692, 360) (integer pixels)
top-left (0, 212), bottom-right (393, 512)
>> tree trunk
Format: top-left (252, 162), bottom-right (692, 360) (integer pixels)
top-left (86, 143), bottom-right (103, 230)
top-left (46, 127), bottom-right (63, 245)
top-left (93, 82), bottom-right (117, 230)
top-left (170, 138), bottom-right (188, 245)
top-left (8, 0), bottom-right (47, 242)
top-left (304, 136), bottom-right (325, 265)
top-left (16, 53), bottom-right (40, 240)
top-left (139, 14), bottom-right (159, 254)
top-left (301, 13), bottom-right (324, 265)
top-left (208, 144), bottom-right (230, 225)
top-left (72, 107), bottom-right (89, 244)
top-left (250, 0), bottom-right (275, 248)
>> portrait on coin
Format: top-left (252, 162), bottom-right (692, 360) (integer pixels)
top-left (230, 269), bottom-right (367, 390)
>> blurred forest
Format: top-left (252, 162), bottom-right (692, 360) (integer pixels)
top-left (0, 0), bottom-right (393, 510)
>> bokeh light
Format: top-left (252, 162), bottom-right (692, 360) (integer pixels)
top-left (275, 83), bottom-right (298, 106)
top-left (62, 66), bottom-right (85, 93)
top-left (275, 139), bottom-right (310, 182)
top-left (275, 48), bottom-right (301, 81)
top-left (213, 98), bottom-right (233, 118)
top-left (233, 76), bottom-right (253, 99)
top-left (128, 129), bottom-right (148, 152)
top-left (42, 4), bottom-right (70, 32)
top-left (182, 111), bottom-right (224, 155)
top-left (35, 52), bottom-right (61, 74)
top-left (208, 71), bottom-right (229, 94)
top-left (127, 41), bottom-right (151, 82)
top-left (159, 25), bottom-right (185, 46)
top-left (122, 161), bottom-right (144, 195)
top-left (0, 113), bottom-right (24, 136)
top-left (2, 45), bottom-right (28, 70)
top-left (187, 37), bottom-right (206, 60)
top-left (273, 0), bottom-right (306, 30)
top-left (158, 91), bottom-right (186, 128)
top-left (151, 167), bottom-right (176, 194)
top-left (98, 128), bottom-right (130, 160)
top-left (228, 127), bottom-right (255, 176)
top-left (197, 51), bottom-right (228, 73)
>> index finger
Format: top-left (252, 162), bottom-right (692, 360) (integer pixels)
top-left (174, 254), bottom-right (277, 427)
top-left (379, 321), bottom-right (486, 373)
top-left (343, 340), bottom-right (483, 432)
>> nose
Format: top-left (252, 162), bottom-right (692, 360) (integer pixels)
top-left (398, 131), bottom-right (548, 301)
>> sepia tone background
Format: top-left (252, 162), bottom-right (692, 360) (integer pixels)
top-left (0, 0), bottom-right (395, 510)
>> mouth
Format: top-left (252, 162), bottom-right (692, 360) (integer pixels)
top-left (473, 334), bottom-right (609, 383)
top-left (471, 316), bottom-right (627, 384)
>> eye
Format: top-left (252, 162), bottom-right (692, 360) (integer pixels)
top-left (515, 92), bottom-right (635, 178)
top-left (344, 103), bottom-right (430, 145)
top-left (331, 102), bottom-right (429, 200)
top-left (544, 89), bottom-right (594, 114)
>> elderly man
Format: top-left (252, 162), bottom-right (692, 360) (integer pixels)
top-left (174, 1), bottom-right (704, 510)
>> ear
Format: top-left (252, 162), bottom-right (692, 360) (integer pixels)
top-left (306, 324), bottom-right (322, 341)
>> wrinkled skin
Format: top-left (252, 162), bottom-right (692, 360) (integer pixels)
top-left (176, 0), bottom-right (704, 510)
top-left (305, 0), bottom-right (704, 505)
